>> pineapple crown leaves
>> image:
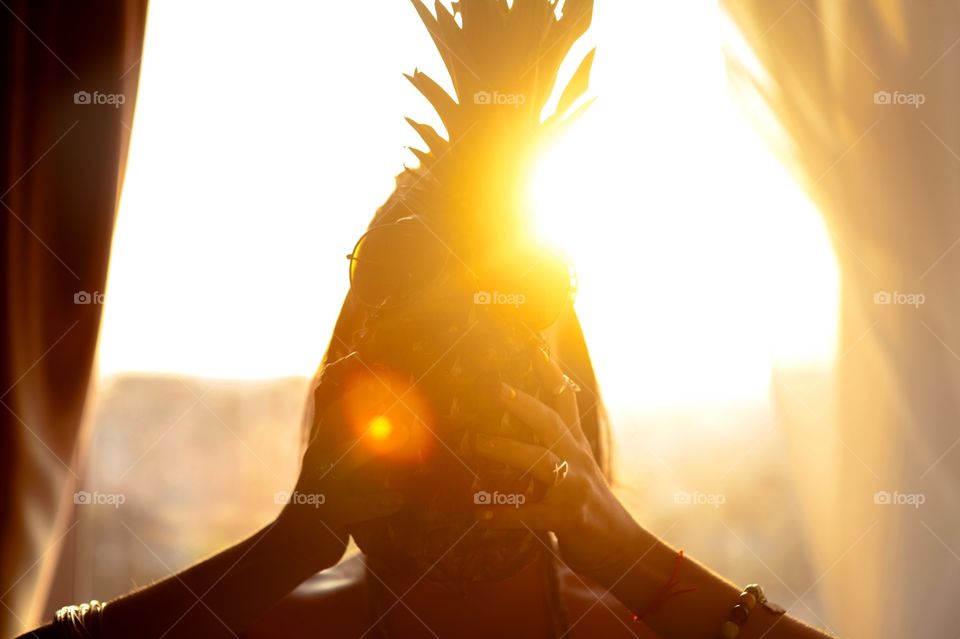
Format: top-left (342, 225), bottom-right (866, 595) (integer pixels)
top-left (395, 0), bottom-right (596, 244)
top-left (406, 0), bottom-right (595, 140)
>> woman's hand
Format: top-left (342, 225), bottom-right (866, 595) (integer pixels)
top-left (472, 349), bottom-right (646, 588)
top-left (28, 355), bottom-right (406, 639)
top-left (470, 353), bottom-right (835, 639)
top-left (277, 357), bottom-right (405, 571)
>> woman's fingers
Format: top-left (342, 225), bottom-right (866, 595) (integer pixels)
top-left (532, 348), bottom-right (586, 444)
top-left (473, 434), bottom-right (564, 485)
top-left (499, 383), bottom-right (575, 455)
top-left (474, 504), bottom-right (561, 531)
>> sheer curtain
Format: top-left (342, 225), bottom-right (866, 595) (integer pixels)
top-left (724, 1), bottom-right (960, 636)
top-left (1, 3), bottom-right (146, 635)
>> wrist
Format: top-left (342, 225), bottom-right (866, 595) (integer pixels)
top-left (585, 515), bottom-right (656, 589)
top-left (600, 525), bottom-right (683, 613)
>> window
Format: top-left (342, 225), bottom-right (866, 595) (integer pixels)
top-left (80, 0), bottom-right (837, 625)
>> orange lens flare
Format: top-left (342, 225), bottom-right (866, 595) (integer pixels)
top-left (367, 415), bottom-right (393, 440)
top-left (339, 367), bottom-right (434, 461)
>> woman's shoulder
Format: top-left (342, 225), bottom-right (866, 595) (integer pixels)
top-left (557, 563), bottom-right (660, 638)
top-left (243, 554), bottom-right (659, 639)
top-left (242, 554), bottom-right (370, 639)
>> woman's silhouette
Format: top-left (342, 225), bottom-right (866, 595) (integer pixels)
top-left (27, 2), bottom-right (835, 637)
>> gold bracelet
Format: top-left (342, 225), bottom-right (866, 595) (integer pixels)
top-left (719, 584), bottom-right (785, 638)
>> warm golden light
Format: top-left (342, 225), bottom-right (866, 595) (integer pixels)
top-left (339, 367), bottom-right (433, 460)
top-left (367, 415), bottom-right (393, 441)
top-left (100, 0), bottom-right (839, 412)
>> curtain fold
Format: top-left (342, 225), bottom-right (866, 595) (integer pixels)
top-left (1, 3), bottom-right (147, 635)
top-left (723, 1), bottom-right (960, 636)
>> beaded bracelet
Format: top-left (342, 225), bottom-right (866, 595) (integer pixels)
top-left (719, 583), bottom-right (785, 638)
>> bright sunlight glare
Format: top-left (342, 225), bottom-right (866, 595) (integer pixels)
top-left (98, 0), bottom-right (838, 411)
top-left (367, 416), bottom-right (393, 441)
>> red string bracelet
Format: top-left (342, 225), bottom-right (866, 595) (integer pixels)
top-left (632, 549), bottom-right (698, 621)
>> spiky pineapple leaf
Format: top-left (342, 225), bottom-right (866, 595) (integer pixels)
top-left (552, 48), bottom-right (595, 122)
top-left (404, 69), bottom-right (459, 134)
top-left (404, 117), bottom-right (449, 154)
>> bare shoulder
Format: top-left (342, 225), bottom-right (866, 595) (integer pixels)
top-left (242, 554), bottom-right (370, 639)
top-left (241, 555), bottom-right (658, 639)
top-left (557, 564), bottom-right (660, 638)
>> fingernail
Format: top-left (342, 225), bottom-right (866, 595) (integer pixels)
top-left (501, 383), bottom-right (517, 401)
top-left (539, 347), bottom-right (551, 363)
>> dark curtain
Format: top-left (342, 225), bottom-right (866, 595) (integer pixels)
top-left (1, 3), bottom-right (147, 635)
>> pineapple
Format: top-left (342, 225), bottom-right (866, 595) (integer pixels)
top-left (312, 0), bottom-right (596, 583)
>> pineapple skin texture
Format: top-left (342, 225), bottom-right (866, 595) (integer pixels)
top-left (338, 287), bottom-right (552, 582)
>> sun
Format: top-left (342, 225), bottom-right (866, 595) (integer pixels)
top-left (526, 133), bottom-right (595, 259)
top-left (526, 97), bottom-right (838, 408)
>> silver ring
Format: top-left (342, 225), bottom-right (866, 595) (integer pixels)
top-left (552, 375), bottom-right (581, 396)
top-left (563, 375), bottom-right (581, 393)
top-left (552, 460), bottom-right (569, 486)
